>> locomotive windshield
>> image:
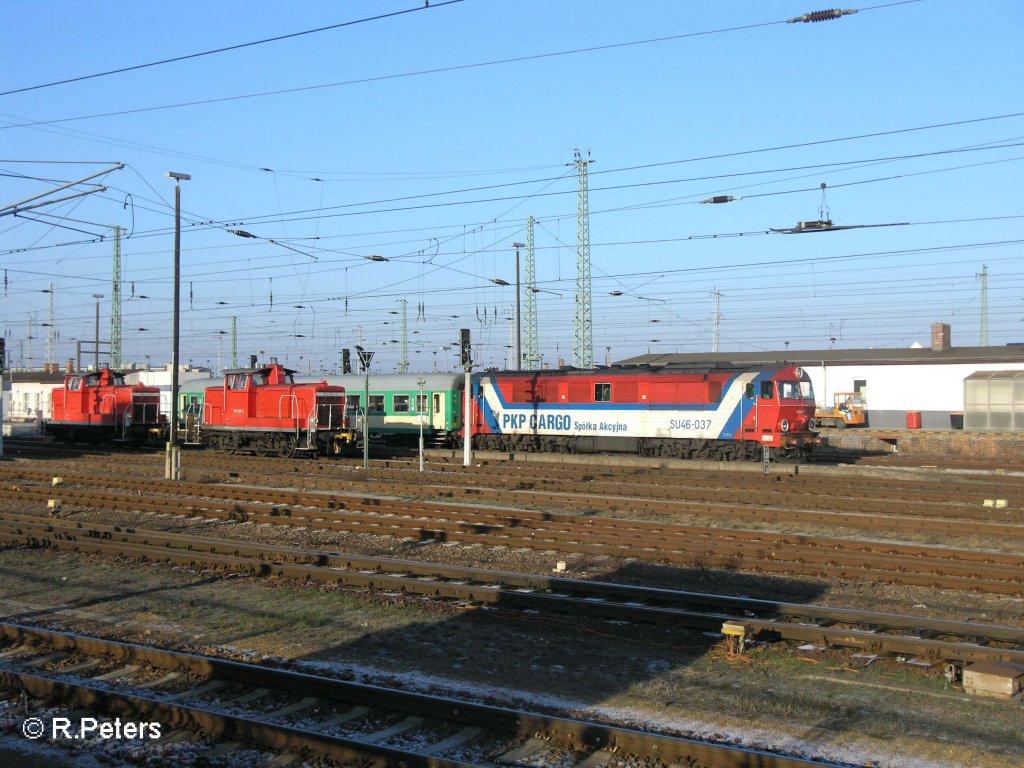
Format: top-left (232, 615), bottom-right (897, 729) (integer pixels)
top-left (778, 380), bottom-right (815, 402)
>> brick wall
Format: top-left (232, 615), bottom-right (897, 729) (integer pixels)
top-left (824, 430), bottom-right (1024, 461)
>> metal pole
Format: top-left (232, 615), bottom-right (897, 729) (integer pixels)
top-left (0, 368), bottom-right (5, 458)
top-left (417, 377), bottom-right (426, 472)
top-left (515, 249), bottom-right (521, 371)
top-left (167, 182), bottom-right (181, 479)
top-left (94, 299), bottom-right (100, 370)
top-left (165, 172), bottom-right (189, 480)
top-left (462, 365), bottom-right (472, 467)
top-left (363, 366), bottom-right (369, 470)
top-left (512, 243), bottom-right (524, 371)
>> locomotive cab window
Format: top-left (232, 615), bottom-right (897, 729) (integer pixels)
top-left (760, 381), bottom-right (774, 400)
top-left (778, 381), bottom-right (803, 400)
top-left (393, 394), bottom-right (410, 413)
top-left (744, 382), bottom-right (755, 399)
top-left (594, 383), bottom-right (612, 402)
top-left (69, 377), bottom-right (83, 391)
top-left (230, 374), bottom-right (249, 390)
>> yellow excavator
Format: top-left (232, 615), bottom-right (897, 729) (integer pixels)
top-left (814, 392), bottom-right (867, 429)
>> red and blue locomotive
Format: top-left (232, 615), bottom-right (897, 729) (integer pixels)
top-left (470, 363), bottom-right (820, 460)
top-left (188, 363), bottom-right (358, 457)
top-left (46, 368), bottom-right (163, 446)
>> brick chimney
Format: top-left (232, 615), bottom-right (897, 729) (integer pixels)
top-left (931, 322), bottom-right (951, 351)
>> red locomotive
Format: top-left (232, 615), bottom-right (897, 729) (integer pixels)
top-left (47, 368), bottom-right (163, 446)
top-left (472, 363), bottom-right (820, 460)
top-left (191, 363), bottom-right (357, 457)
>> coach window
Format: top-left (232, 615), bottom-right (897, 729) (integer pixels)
top-left (417, 393), bottom-right (430, 413)
top-left (594, 382), bottom-right (612, 402)
top-left (760, 381), bottom-right (774, 400)
top-left (393, 394), bottom-right (410, 413)
top-left (369, 395), bottom-right (385, 413)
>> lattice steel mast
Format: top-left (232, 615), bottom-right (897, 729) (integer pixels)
top-left (111, 226), bottom-right (122, 369)
top-left (523, 215), bottom-right (538, 369)
top-left (46, 283), bottom-right (54, 366)
top-left (977, 264), bottom-right (988, 346)
top-left (398, 299), bottom-right (409, 373)
top-left (573, 150), bottom-right (594, 369)
top-left (711, 288), bottom-right (723, 353)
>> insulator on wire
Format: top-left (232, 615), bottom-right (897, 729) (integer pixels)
top-left (787, 8), bottom-right (858, 23)
top-left (700, 195), bottom-right (740, 204)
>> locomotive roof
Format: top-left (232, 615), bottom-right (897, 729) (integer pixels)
top-left (480, 362), bottom-right (790, 378)
top-left (221, 364), bottom-right (296, 376)
top-left (616, 345), bottom-right (1024, 368)
top-left (300, 373), bottom-right (465, 390)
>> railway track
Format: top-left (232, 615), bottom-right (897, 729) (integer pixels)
top-left (10, 461), bottom-right (1024, 540)
top-left (8, 440), bottom-right (1023, 529)
top-left (3, 515), bottom-right (1023, 668)
top-left (4, 469), bottom-right (1024, 594)
top-left (0, 621), bottom-right (851, 768)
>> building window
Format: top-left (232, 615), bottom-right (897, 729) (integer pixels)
top-left (594, 383), bottom-right (612, 402)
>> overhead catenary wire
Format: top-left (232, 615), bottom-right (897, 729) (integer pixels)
top-left (1, 2), bottom-right (918, 132)
top-left (0, 1), bottom-right (465, 98)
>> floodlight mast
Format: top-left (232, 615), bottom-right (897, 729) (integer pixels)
top-left (165, 171), bottom-right (190, 481)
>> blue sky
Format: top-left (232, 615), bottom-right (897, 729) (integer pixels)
top-left (2, 0), bottom-right (1022, 374)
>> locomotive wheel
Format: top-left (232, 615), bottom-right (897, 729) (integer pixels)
top-left (278, 439), bottom-right (297, 459)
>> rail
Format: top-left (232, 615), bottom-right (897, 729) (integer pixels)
top-left (2, 515), bottom-right (1022, 667)
top-left (0, 621), bottom-right (846, 767)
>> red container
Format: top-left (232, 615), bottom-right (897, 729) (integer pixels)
top-left (906, 411), bottom-right (922, 429)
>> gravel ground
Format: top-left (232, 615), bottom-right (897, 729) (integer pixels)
top-left (1, 454), bottom-right (1022, 767)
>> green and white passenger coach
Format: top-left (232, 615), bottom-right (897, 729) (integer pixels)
top-left (308, 373), bottom-right (464, 447)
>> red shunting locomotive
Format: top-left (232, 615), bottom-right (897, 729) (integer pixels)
top-left (191, 363), bottom-right (358, 457)
top-left (47, 368), bottom-right (163, 446)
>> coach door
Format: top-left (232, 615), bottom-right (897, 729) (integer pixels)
top-left (432, 392), bottom-right (445, 430)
